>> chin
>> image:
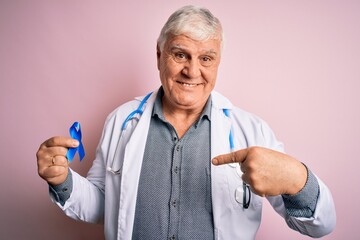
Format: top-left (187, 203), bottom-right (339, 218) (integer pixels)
top-left (175, 96), bottom-right (205, 109)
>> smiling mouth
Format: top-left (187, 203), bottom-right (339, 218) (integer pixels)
top-left (176, 81), bottom-right (203, 87)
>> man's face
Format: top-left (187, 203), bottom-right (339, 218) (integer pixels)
top-left (157, 34), bottom-right (221, 112)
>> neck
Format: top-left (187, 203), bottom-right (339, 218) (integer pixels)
top-left (162, 97), bottom-right (206, 138)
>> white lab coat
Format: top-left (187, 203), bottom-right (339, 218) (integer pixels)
top-left (53, 89), bottom-right (336, 239)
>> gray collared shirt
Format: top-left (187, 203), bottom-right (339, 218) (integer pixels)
top-left (132, 88), bottom-right (214, 240)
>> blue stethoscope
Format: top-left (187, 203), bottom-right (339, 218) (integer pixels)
top-left (106, 92), bottom-right (153, 175)
top-left (107, 92), bottom-right (250, 208)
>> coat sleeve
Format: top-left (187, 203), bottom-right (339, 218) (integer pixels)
top-left (51, 167), bottom-right (106, 224)
top-left (260, 121), bottom-right (336, 237)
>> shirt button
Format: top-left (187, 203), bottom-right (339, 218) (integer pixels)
top-left (176, 145), bottom-right (180, 151)
top-left (171, 200), bottom-right (177, 207)
top-left (169, 235), bottom-right (176, 240)
top-left (62, 188), bottom-right (68, 192)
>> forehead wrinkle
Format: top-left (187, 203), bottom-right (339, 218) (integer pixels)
top-left (169, 44), bottom-right (218, 56)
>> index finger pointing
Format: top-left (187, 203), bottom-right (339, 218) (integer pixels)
top-left (41, 136), bottom-right (79, 149)
top-left (212, 148), bottom-right (248, 165)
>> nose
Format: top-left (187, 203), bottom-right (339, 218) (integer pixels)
top-left (182, 59), bottom-right (201, 79)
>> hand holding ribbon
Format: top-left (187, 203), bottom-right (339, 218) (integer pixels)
top-left (66, 122), bottom-right (85, 162)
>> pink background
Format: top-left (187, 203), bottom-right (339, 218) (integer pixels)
top-left (1, 1), bottom-right (359, 239)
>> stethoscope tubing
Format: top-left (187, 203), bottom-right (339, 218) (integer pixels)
top-left (108, 92), bottom-right (235, 174)
top-left (106, 92), bottom-right (250, 208)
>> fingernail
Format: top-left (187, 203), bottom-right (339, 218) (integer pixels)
top-left (72, 140), bottom-right (79, 147)
top-left (212, 158), bottom-right (219, 165)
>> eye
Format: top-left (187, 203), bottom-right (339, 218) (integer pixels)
top-left (200, 56), bottom-right (214, 66)
top-left (202, 56), bottom-right (211, 62)
top-left (170, 51), bottom-right (188, 63)
top-left (174, 52), bottom-right (187, 60)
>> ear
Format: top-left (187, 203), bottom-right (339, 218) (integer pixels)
top-left (156, 45), bottom-right (161, 70)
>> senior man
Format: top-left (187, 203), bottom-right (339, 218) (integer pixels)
top-left (37, 5), bottom-right (336, 240)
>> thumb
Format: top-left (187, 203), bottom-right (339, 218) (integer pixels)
top-left (212, 148), bottom-right (248, 165)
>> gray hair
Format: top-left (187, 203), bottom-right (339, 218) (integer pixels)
top-left (157, 5), bottom-right (224, 51)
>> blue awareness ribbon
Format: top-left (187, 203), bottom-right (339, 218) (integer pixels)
top-left (66, 121), bottom-right (85, 162)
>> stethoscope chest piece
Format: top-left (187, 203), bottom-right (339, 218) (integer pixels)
top-left (235, 185), bottom-right (251, 209)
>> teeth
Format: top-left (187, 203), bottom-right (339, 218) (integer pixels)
top-left (179, 82), bottom-right (198, 87)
